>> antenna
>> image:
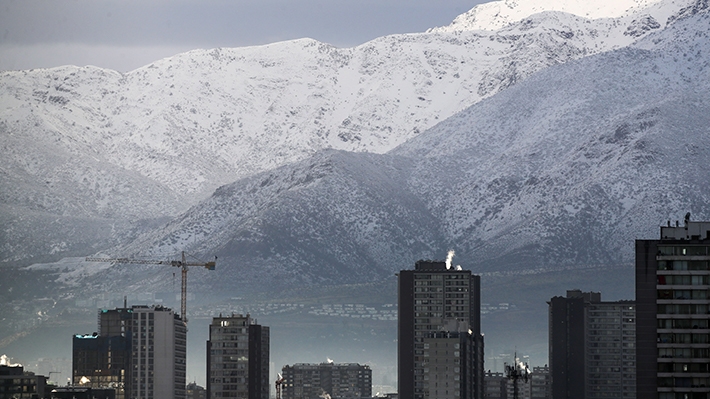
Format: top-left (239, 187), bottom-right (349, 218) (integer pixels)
top-left (505, 352), bottom-right (530, 399)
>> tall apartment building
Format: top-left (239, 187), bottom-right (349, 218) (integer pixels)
top-left (483, 371), bottom-right (506, 399)
top-left (73, 305), bottom-right (187, 399)
top-left (548, 290), bottom-right (635, 399)
top-left (206, 314), bottom-right (269, 399)
top-left (398, 259), bottom-right (485, 399)
top-left (281, 362), bottom-right (372, 399)
top-left (530, 366), bottom-right (551, 399)
top-left (636, 216), bottom-right (710, 398)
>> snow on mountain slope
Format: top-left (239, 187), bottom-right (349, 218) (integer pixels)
top-left (82, 150), bottom-right (444, 293)
top-left (393, 5), bottom-right (710, 270)
top-left (0, 0), bottom-right (700, 267)
top-left (68, 5), bottom-right (710, 295)
top-left (430, 0), bottom-right (681, 32)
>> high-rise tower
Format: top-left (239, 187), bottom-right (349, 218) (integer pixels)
top-left (636, 216), bottom-right (710, 398)
top-left (73, 305), bottom-right (186, 399)
top-left (206, 314), bottom-right (269, 399)
top-left (398, 259), bottom-right (484, 399)
top-left (548, 290), bottom-right (635, 399)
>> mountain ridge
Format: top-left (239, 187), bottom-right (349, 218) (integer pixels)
top-left (3, 0), bottom-right (710, 385)
top-left (56, 6), bottom-right (710, 297)
top-left (2, 0), bottom-right (695, 266)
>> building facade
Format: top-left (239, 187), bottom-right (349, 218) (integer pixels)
top-left (186, 382), bottom-right (206, 399)
top-left (398, 259), bottom-right (485, 399)
top-left (530, 366), bottom-right (551, 399)
top-left (72, 334), bottom-right (130, 398)
top-left (130, 306), bottom-right (187, 399)
top-left (73, 305), bottom-right (186, 399)
top-left (483, 366), bottom-right (550, 399)
top-left (0, 363), bottom-right (48, 399)
top-left (281, 362), bottom-right (372, 399)
top-left (483, 371), bottom-right (506, 399)
top-left (636, 216), bottom-right (710, 398)
top-left (206, 314), bottom-right (269, 399)
top-left (548, 290), bottom-right (635, 399)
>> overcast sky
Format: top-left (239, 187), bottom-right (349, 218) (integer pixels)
top-left (0, 0), bottom-right (487, 72)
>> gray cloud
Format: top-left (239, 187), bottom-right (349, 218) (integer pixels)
top-left (0, 0), bottom-right (483, 71)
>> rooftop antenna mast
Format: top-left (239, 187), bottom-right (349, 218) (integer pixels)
top-left (505, 352), bottom-right (530, 399)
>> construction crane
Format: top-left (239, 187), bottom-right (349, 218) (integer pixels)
top-left (86, 251), bottom-right (216, 323)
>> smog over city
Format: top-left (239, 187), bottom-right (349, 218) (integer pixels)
top-left (2, 0), bottom-right (710, 397)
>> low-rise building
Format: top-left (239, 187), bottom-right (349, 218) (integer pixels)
top-left (281, 362), bottom-right (371, 399)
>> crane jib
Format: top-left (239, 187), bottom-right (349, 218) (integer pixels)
top-left (84, 253), bottom-right (217, 323)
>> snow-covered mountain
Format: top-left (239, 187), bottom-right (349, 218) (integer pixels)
top-left (395, 10), bottom-right (710, 270)
top-left (430, 0), bottom-right (680, 32)
top-left (64, 2), bottom-right (710, 297)
top-left (0, 0), bottom-right (696, 266)
top-left (3, 0), bottom-right (710, 380)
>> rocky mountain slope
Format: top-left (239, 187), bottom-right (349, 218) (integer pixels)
top-left (3, 0), bottom-right (710, 382)
top-left (0, 0), bottom-right (695, 266)
top-left (395, 9), bottom-right (710, 271)
top-left (66, 2), bottom-right (710, 298)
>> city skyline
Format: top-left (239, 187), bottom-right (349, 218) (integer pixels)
top-left (2, 0), bottom-right (709, 394)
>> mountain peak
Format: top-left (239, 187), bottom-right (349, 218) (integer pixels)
top-left (429, 0), bottom-right (678, 32)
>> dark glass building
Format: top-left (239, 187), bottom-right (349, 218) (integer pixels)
top-left (636, 216), bottom-right (710, 398)
top-left (206, 314), bottom-right (269, 399)
top-left (73, 334), bottom-right (130, 398)
top-left (548, 290), bottom-right (635, 399)
top-left (398, 259), bottom-right (484, 399)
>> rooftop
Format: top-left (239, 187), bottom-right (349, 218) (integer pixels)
top-left (660, 214), bottom-right (710, 241)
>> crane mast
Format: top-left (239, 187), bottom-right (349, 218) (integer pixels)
top-left (86, 251), bottom-right (216, 323)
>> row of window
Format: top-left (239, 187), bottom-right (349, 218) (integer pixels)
top-left (658, 333), bottom-right (710, 344)
top-left (414, 274), bottom-right (468, 279)
top-left (211, 349), bottom-right (248, 356)
top-left (587, 366), bottom-right (635, 373)
top-left (212, 327), bottom-right (249, 334)
top-left (659, 393), bottom-right (710, 399)
top-left (659, 275), bottom-right (710, 285)
top-left (658, 289), bottom-right (710, 300)
top-left (658, 319), bottom-right (709, 329)
top-left (210, 334), bottom-right (249, 341)
top-left (658, 376), bottom-right (710, 388)
top-left (209, 356), bottom-right (249, 363)
top-left (659, 363), bottom-right (710, 372)
top-left (659, 348), bottom-right (710, 358)
top-left (414, 280), bottom-right (469, 286)
top-left (658, 304), bottom-right (710, 314)
top-left (658, 246), bottom-right (710, 256)
top-left (658, 260), bottom-right (710, 271)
